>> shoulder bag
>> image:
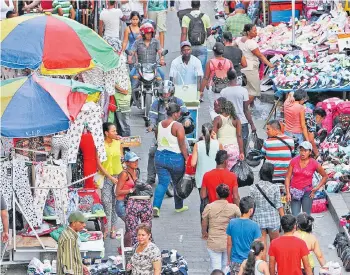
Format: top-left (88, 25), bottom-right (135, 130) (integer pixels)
top-left (255, 184), bottom-right (276, 209)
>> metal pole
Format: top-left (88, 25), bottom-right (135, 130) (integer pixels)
top-left (263, 0), bottom-right (266, 26)
top-left (292, 0), bottom-right (296, 45)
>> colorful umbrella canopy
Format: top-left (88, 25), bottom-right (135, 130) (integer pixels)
top-left (1, 74), bottom-right (103, 138)
top-left (0, 14), bottom-right (119, 75)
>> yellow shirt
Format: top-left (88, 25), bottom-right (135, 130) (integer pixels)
top-left (102, 140), bottom-right (122, 175)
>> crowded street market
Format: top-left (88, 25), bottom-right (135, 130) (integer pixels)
top-left (1, 0), bottom-right (350, 275)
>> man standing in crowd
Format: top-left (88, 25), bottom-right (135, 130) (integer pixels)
top-left (224, 3), bottom-right (251, 38)
top-left (57, 212), bottom-right (89, 275)
top-left (181, 0), bottom-right (211, 74)
top-left (174, 0), bottom-right (192, 26)
top-left (220, 68), bottom-right (255, 149)
top-left (261, 120), bottom-right (294, 184)
top-left (146, 80), bottom-right (188, 185)
top-left (269, 214), bottom-right (312, 275)
top-left (200, 150), bottom-right (240, 206)
top-left (226, 196), bottom-right (261, 275)
top-left (169, 41), bottom-right (204, 97)
top-left (222, 32), bottom-right (247, 85)
top-left (147, 0), bottom-right (168, 48)
top-left (0, 194), bottom-right (9, 243)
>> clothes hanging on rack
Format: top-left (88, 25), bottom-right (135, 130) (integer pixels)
top-left (1, 137), bottom-right (13, 157)
top-left (33, 165), bottom-right (68, 225)
top-left (67, 102), bottom-right (107, 164)
top-left (71, 150), bottom-right (84, 186)
top-left (51, 134), bottom-right (72, 184)
top-left (0, 157), bottom-right (39, 227)
top-left (79, 132), bottom-right (98, 189)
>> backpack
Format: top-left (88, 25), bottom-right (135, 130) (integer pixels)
top-left (210, 59), bottom-right (230, 93)
top-left (187, 13), bottom-right (206, 46)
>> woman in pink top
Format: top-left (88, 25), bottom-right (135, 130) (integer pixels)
top-left (200, 42), bottom-right (233, 121)
top-left (283, 90), bottom-right (309, 144)
top-left (285, 141), bottom-right (328, 216)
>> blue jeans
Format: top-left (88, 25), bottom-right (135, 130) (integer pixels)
top-left (191, 45), bottom-right (208, 74)
top-left (242, 123), bottom-right (249, 151)
top-left (285, 131), bottom-right (304, 145)
top-left (116, 199), bottom-right (126, 220)
top-left (130, 67), bottom-right (165, 90)
top-left (153, 150), bottom-right (185, 209)
top-left (207, 248), bottom-right (227, 272)
top-left (291, 191), bottom-right (313, 216)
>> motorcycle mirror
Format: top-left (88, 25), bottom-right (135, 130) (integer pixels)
top-left (161, 50), bottom-right (168, 56)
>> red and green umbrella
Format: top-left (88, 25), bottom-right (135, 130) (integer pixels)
top-left (0, 14), bottom-right (119, 75)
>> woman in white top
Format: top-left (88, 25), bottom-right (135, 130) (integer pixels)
top-left (1, 0), bottom-right (15, 20)
top-left (212, 97), bottom-right (244, 170)
top-left (237, 24), bottom-right (274, 107)
top-left (238, 240), bottom-right (270, 275)
top-left (191, 123), bottom-right (223, 216)
top-left (153, 103), bottom-right (189, 217)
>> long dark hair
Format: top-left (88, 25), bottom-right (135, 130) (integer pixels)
top-left (202, 123), bottom-right (213, 156)
top-left (243, 241), bottom-right (264, 275)
top-left (129, 11), bottom-right (141, 27)
top-left (222, 100), bottom-right (237, 120)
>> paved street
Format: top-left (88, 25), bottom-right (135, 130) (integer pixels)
top-left (2, 2), bottom-right (346, 274)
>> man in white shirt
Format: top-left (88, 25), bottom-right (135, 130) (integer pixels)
top-left (169, 41), bottom-right (204, 98)
top-left (175, 0), bottom-right (192, 25)
top-left (99, 0), bottom-right (125, 51)
top-left (220, 69), bottom-right (256, 148)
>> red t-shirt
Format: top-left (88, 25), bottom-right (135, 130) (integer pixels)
top-left (269, 236), bottom-right (309, 275)
top-left (290, 156), bottom-right (319, 190)
top-left (201, 168), bottom-right (238, 203)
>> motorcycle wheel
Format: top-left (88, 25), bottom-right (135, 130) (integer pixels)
top-left (166, 183), bottom-right (174, 198)
top-left (144, 93), bottom-right (153, 124)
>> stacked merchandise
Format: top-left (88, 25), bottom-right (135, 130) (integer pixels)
top-left (160, 250), bottom-right (188, 275)
top-left (333, 232), bottom-right (350, 272)
top-left (269, 50), bottom-right (350, 92)
top-left (257, 12), bottom-right (347, 52)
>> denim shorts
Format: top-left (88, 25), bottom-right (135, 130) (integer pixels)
top-left (261, 226), bottom-right (280, 232)
top-left (116, 200), bottom-right (126, 219)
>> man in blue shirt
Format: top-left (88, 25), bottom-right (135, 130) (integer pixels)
top-left (226, 196), bottom-right (261, 275)
top-left (146, 80), bottom-right (188, 185)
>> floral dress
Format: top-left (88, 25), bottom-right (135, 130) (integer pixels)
top-left (130, 242), bottom-right (161, 275)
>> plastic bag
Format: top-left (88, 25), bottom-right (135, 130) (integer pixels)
top-left (231, 160), bottom-right (254, 187)
top-left (175, 174), bottom-right (195, 199)
top-left (245, 132), bottom-right (264, 155)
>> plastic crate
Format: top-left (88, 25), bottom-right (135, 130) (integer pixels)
top-left (271, 10), bottom-right (300, 23)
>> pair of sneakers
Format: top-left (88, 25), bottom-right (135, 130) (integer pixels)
top-left (153, 206), bottom-right (189, 217)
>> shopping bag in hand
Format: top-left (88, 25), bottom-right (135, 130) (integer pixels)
top-left (231, 160), bottom-right (254, 187)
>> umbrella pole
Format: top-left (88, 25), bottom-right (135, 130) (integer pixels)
top-left (292, 0), bottom-right (296, 45)
top-left (263, 0), bottom-right (266, 26)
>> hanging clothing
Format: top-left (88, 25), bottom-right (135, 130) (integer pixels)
top-left (67, 102), bottom-right (107, 164)
top-left (79, 132), bottom-right (98, 189)
top-left (51, 135), bottom-right (70, 165)
top-left (0, 157), bottom-right (39, 227)
top-left (33, 165), bottom-right (69, 225)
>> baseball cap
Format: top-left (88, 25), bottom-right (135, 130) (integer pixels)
top-left (213, 42), bottom-right (225, 54)
top-left (180, 41), bottom-right (192, 49)
top-left (299, 141), bottom-right (312, 150)
top-left (235, 3), bottom-right (245, 10)
top-left (124, 151), bottom-right (141, 162)
top-left (68, 211), bottom-right (88, 223)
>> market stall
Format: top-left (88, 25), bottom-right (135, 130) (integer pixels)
top-left (0, 74), bottom-right (127, 272)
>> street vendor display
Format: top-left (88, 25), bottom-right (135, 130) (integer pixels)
top-left (269, 51), bottom-right (350, 94)
top-left (0, 14), bottom-right (119, 75)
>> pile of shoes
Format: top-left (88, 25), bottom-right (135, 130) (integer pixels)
top-left (161, 250), bottom-right (188, 275)
top-left (270, 51), bottom-right (350, 90)
top-left (333, 232), bottom-right (350, 271)
top-left (257, 12), bottom-right (346, 52)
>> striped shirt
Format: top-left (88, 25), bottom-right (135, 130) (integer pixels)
top-left (261, 135), bottom-right (295, 183)
top-left (57, 227), bottom-right (83, 275)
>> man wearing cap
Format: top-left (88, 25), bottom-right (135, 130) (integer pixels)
top-left (57, 212), bottom-right (89, 275)
top-left (169, 41), bottom-right (204, 99)
top-left (224, 3), bottom-right (252, 38)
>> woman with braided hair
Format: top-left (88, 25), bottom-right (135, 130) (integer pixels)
top-left (212, 97), bottom-right (244, 170)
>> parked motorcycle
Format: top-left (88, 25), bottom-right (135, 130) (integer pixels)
top-left (126, 49), bottom-right (168, 127)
